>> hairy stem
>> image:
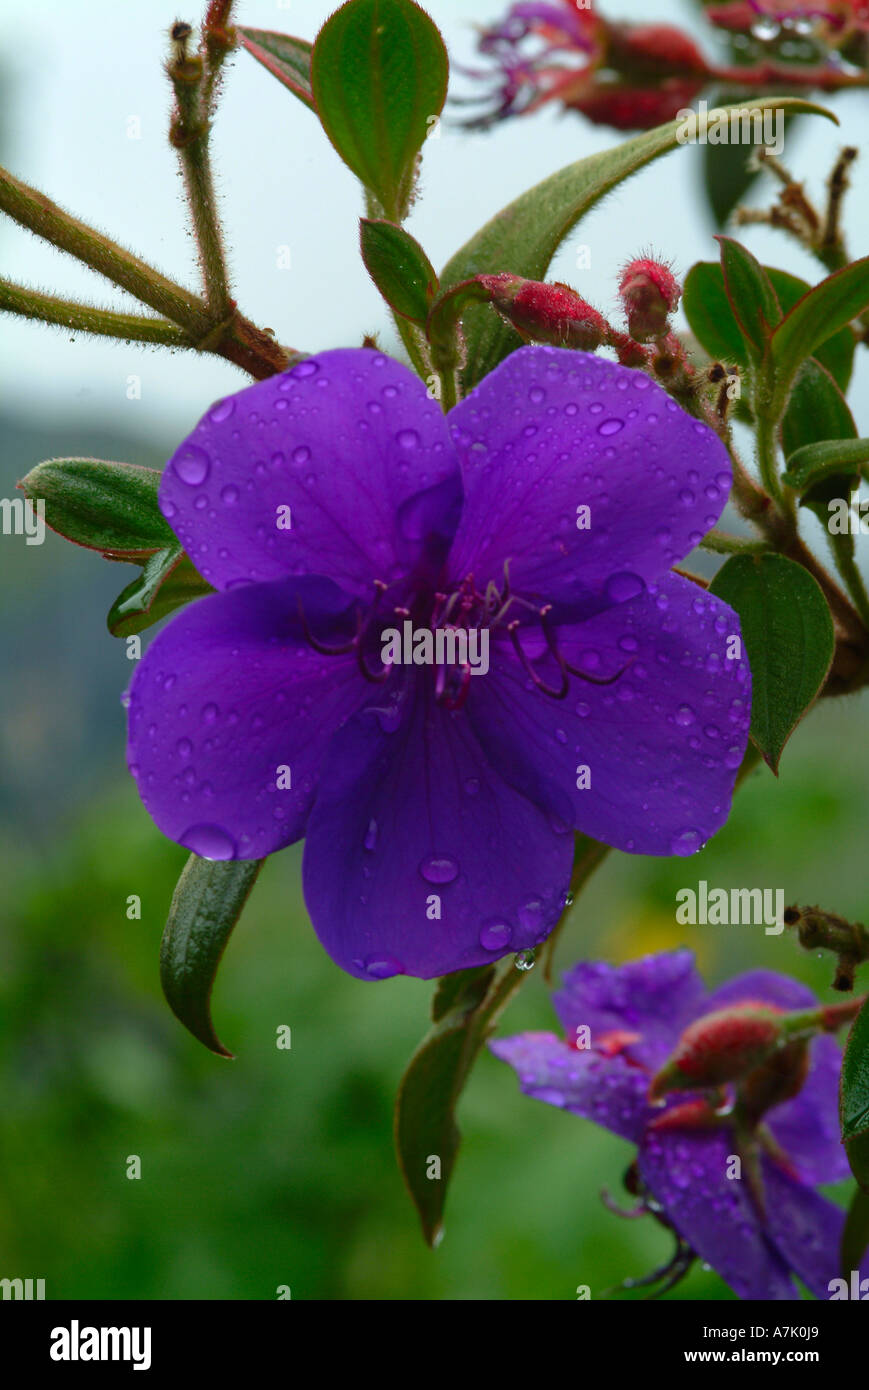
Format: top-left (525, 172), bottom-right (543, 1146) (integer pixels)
top-left (0, 278), bottom-right (192, 346)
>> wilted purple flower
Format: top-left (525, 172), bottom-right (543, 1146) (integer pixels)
top-left (126, 346), bottom-right (749, 981)
top-left (493, 950), bottom-right (859, 1299)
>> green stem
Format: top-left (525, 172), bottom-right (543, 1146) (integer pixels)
top-left (0, 277), bottom-right (192, 346)
top-left (700, 529), bottom-right (772, 556)
top-left (828, 534), bottom-right (869, 631)
top-left (168, 52), bottom-right (233, 318)
top-left (439, 368), bottom-right (459, 414)
top-left (0, 163), bottom-right (210, 334)
top-left (755, 407), bottom-right (790, 516)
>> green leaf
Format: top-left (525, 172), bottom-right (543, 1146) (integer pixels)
top-left (770, 256), bottom-right (869, 413)
top-left (783, 438), bottom-right (869, 491)
top-left (717, 236), bottom-right (782, 362)
top-left (439, 96), bottom-right (834, 388)
top-left (767, 268), bottom-right (854, 393)
top-left (238, 28), bottom-right (315, 111)
top-left (18, 458), bottom-right (176, 558)
top-left (841, 997), bottom-right (869, 1190)
top-left (841, 1185), bottom-right (869, 1276)
top-left (682, 263), bottom-right (854, 390)
top-left (311, 0), bottom-right (448, 222)
top-left (160, 854), bottom-right (264, 1058)
top-left (781, 359), bottom-right (858, 519)
top-left (682, 262), bottom-right (746, 366)
top-left (709, 554), bottom-right (834, 772)
top-left (107, 547), bottom-right (214, 638)
top-left (395, 965), bottom-right (502, 1246)
top-left (359, 218), bottom-right (438, 323)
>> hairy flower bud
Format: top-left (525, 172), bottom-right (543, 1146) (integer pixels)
top-left (619, 258), bottom-right (681, 342)
top-left (607, 23), bottom-right (710, 78)
top-left (649, 1002), bottom-right (784, 1099)
top-left (478, 273), bottom-right (610, 350)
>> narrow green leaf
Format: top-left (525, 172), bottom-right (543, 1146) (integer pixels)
top-left (781, 359), bottom-right (858, 519)
top-left (717, 236), bottom-right (782, 362)
top-left (701, 102), bottom-right (799, 227)
top-left (841, 997), bottom-right (869, 1190)
top-left (771, 256), bottom-right (869, 413)
top-left (107, 547), bottom-right (214, 638)
top-left (439, 97), bottom-right (834, 387)
top-left (709, 554), bottom-right (834, 772)
top-left (841, 1186), bottom-right (869, 1276)
top-left (238, 28), bottom-right (315, 110)
top-left (311, 0), bottom-right (448, 222)
top-left (767, 268), bottom-right (854, 393)
top-left (682, 263), bottom-right (854, 390)
top-left (395, 965), bottom-right (499, 1246)
top-left (783, 438), bottom-right (869, 491)
top-left (359, 218), bottom-right (438, 323)
top-left (682, 262), bottom-right (746, 365)
top-left (160, 854), bottom-right (264, 1058)
top-left (19, 458), bottom-right (176, 558)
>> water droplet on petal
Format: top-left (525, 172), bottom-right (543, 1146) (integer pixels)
top-left (671, 828), bottom-right (703, 857)
top-left (396, 428), bottom-right (420, 450)
top-left (176, 737), bottom-right (193, 758)
top-left (675, 704), bottom-right (695, 727)
top-left (480, 921), bottom-right (513, 951)
top-left (597, 418), bottom-right (624, 437)
top-left (220, 484), bottom-right (239, 505)
top-left (291, 359), bottom-right (319, 379)
top-left (364, 819), bottom-right (378, 852)
top-left (181, 823), bottom-right (236, 860)
top-left (174, 444), bottom-right (211, 486)
top-left (419, 854), bottom-right (459, 884)
top-left (202, 702), bottom-right (219, 723)
top-left (605, 571), bottom-right (645, 604)
top-left (363, 955), bottom-right (403, 979)
top-left (209, 397), bottom-right (235, 424)
top-left (292, 445), bottom-right (311, 467)
top-left (514, 948), bottom-right (536, 971)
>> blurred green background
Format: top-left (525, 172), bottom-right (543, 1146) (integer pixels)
top-left (2, 0), bottom-right (868, 1301)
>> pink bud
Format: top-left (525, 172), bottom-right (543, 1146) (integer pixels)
top-left (618, 258), bottom-right (682, 342)
top-left (649, 1001), bottom-right (784, 1099)
top-left (478, 274), bottom-right (609, 351)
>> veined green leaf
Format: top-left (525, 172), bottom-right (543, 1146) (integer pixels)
top-left (238, 28), bottom-right (315, 110)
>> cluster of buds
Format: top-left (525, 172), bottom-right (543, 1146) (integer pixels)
top-left (649, 995), bottom-right (863, 1107)
top-left (474, 257), bottom-right (683, 379)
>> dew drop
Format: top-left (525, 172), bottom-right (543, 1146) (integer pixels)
top-left (176, 737), bottom-right (193, 758)
top-left (173, 444), bottom-right (211, 486)
top-left (163, 500), bottom-right (177, 519)
top-left (597, 418), bottom-right (624, 437)
top-left (201, 702), bottom-right (219, 723)
top-left (674, 704), bottom-right (695, 727)
top-left (671, 828), bottom-right (703, 857)
top-left (209, 397), bottom-right (235, 424)
top-left (464, 777), bottom-right (480, 796)
top-left (514, 948), bottom-right (536, 971)
top-left (181, 823), bottom-right (236, 860)
top-left (529, 386), bottom-right (546, 404)
top-left (396, 428), bottom-right (420, 449)
top-left (605, 571), bottom-right (645, 604)
top-left (419, 854), bottom-right (459, 884)
top-left (291, 359), bottom-right (320, 379)
top-left (480, 921), bottom-right (513, 951)
top-left (364, 819), bottom-right (378, 852)
top-left (364, 955), bottom-right (403, 979)
top-left (291, 445), bottom-right (311, 467)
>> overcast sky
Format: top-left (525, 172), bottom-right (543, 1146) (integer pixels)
top-left (2, 0), bottom-right (868, 445)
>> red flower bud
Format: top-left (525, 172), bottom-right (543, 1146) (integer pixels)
top-left (563, 78), bottom-right (706, 131)
top-left (478, 273), bottom-right (610, 350)
top-left (649, 1001), bottom-right (784, 1099)
top-left (607, 24), bottom-right (710, 78)
top-left (737, 1039), bottom-right (810, 1126)
top-left (619, 258), bottom-right (681, 342)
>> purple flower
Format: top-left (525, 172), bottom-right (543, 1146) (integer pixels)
top-left (126, 346), bottom-right (750, 981)
top-left (492, 950), bottom-right (858, 1299)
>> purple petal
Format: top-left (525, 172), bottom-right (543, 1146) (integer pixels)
top-left (126, 577), bottom-right (367, 859)
top-left (639, 1129), bottom-right (798, 1299)
top-left (766, 1035), bottom-right (850, 1184)
top-left (553, 950), bottom-right (707, 1069)
top-left (161, 349), bottom-right (462, 599)
top-left (301, 676), bottom-right (573, 980)
top-left (699, 971), bottom-right (848, 1183)
top-left (466, 572), bottom-right (751, 855)
top-left (761, 1158), bottom-right (861, 1300)
top-left (446, 346), bottom-right (731, 608)
top-left (491, 1032), bottom-right (649, 1141)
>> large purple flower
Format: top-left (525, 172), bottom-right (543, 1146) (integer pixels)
top-left (492, 950), bottom-right (859, 1299)
top-left (126, 346), bottom-right (750, 980)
